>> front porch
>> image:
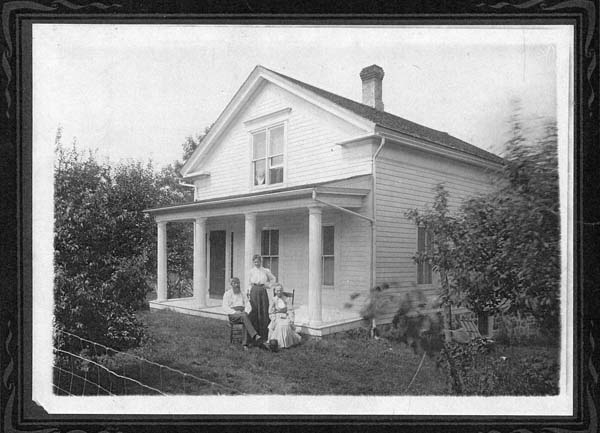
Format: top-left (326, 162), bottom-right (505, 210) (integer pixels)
top-left (148, 296), bottom-right (366, 337)
top-left (145, 180), bottom-right (374, 337)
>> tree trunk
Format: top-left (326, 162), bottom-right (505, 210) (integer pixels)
top-left (444, 304), bottom-right (452, 342)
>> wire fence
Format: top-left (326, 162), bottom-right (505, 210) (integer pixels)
top-left (53, 330), bottom-right (243, 396)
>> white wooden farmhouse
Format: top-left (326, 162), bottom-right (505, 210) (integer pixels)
top-left (146, 65), bottom-right (503, 336)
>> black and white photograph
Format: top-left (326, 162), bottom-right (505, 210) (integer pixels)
top-left (30, 23), bottom-right (574, 415)
top-left (2, 3), bottom-right (596, 429)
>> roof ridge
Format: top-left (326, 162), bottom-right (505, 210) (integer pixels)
top-left (261, 65), bottom-right (503, 164)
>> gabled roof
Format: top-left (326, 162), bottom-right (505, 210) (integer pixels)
top-left (265, 67), bottom-right (503, 164)
top-left (182, 65), bottom-right (502, 177)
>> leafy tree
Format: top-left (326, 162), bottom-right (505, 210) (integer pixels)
top-left (156, 127), bottom-right (211, 297)
top-left (406, 111), bottom-right (560, 338)
top-left (176, 125), bottom-right (212, 171)
top-left (54, 134), bottom-right (190, 349)
top-left (458, 118), bottom-right (559, 333)
top-left (405, 185), bottom-right (465, 340)
top-left (54, 124), bottom-right (214, 349)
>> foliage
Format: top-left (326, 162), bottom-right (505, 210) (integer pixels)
top-left (53, 127), bottom-right (205, 349)
top-left (437, 339), bottom-right (559, 395)
top-left (388, 290), bottom-right (445, 357)
top-left (173, 125), bottom-right (212, 172)
top-left (458, 117), bottom-right (559, 332)
top-left (405, 108), bottom-right (560, 337)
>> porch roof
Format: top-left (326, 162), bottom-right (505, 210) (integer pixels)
top-left (144, 183), bottom-right (370, 221)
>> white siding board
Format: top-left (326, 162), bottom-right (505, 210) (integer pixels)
top-left (374, 143), bottom-right (496, 299)
top-left (191, 82), bottom-right (372, 200)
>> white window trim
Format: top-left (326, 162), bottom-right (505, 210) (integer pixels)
top-left (248, 122), bottom-right (288, 190)
top-left (260, 228), bottom-right (280, 278)
top-left (245, 109), bottom-right (290, 191)
top-left (244, 107), bottom-right (291, 129)
top-left (322, 224), bottom-right (335, 289)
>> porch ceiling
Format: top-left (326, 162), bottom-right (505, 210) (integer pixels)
top-left (145, 185), bottom-right (369, 222)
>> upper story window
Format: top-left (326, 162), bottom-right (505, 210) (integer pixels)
top-left (252, 124), bottom-right (284, 186)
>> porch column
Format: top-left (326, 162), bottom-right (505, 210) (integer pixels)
top-left (193, 217), bottom-right (207, 308)
top-left (308, 205), bottom-right (323, 323)
top-left (244, 212), bottom-right (257, 289)
top-left (156, 221), bottom-right (167, 302)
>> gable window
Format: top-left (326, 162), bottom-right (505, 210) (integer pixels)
top-left (252, 124), bottom-right (284, 186)
top-left (417, 226), bottom-right (433, 284)
top-left (322, 226), bottom-right (334, 286)
top-left (261, 229), bottom-right (279, 277)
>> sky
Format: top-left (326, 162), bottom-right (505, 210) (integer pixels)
top-left (33, 25), bottom-right (568, 169)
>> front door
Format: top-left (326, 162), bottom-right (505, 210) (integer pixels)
top-left (209, 230), bottom-right (226, 298)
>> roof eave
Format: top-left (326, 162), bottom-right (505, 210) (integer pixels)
top-left (376, 126), bottom-right (505, 170)
top-left (144, 185), bottom-right (370, 216)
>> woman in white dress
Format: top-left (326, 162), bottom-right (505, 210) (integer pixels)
top-left (268, 283), bottom-right (302, 349)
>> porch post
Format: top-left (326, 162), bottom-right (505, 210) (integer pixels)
top-left (244, 212), bottom-right (257, 289)
top-left (156, 221), bottom-right (167, 302)
top-left (308, 205), bottom-right (323, 323)
top-left (193, 217), bottom-right (207, 307)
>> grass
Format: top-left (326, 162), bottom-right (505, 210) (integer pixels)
top-left (132, 309), bottom-right (449, 395)
top-left (119, 309), bottom-right (559, 396)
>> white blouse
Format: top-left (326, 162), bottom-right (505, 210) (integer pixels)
top-left (248, 266), bottom-right (276, 288)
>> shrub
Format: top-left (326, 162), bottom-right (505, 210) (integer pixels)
top-left (54, 270), bottom-right (147, 352)
top-left (438, 339), bottom-right (559, 395)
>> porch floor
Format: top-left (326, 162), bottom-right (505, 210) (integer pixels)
top-left (148, 296), bottom-right (366, 337)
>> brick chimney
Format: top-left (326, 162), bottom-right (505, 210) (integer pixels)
top-left (360, 65), bottom-right (384, 111)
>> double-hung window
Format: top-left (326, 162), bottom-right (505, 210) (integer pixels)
top-left (252, 124), bottom-right (284, 186)
top-left (417, 226), bottom-right (433, 284)
top-left (261, 229), bottom-right (279, 277)
top-left (322, 226), bottom-right (334, 286)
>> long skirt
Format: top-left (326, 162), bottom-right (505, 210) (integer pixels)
top-left (268, 316), bottom-right (302, 349)
top-left (248, 284), bottom-right (270, 340)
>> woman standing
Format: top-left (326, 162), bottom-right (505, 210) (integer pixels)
top-left (247, 254), bottom-right (276, 341)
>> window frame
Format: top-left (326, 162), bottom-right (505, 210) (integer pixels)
top-left (416, 226), bottom-right (433, 285)
top-left (249, 122), bottom-right (287, 189)
top-left (322, 225), bottom-right (335, 287)
top-left (260, 228), bottom-right (279, 278)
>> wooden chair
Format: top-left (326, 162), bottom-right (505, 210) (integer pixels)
top-left (458, 317), bottom-right (495, 347)
top-left (229, 289), bottom-right (296, 344)
top-left (273, 288), bottom-right (295, 306)
top-left (460, 317), bottom-right (483, 339)
top-left (228, 320), bottom-right (245, 344)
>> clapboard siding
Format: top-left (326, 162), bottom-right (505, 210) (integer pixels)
top-left (192, 82), bottom-right (372, 200)
top-left (374, 143), bottom-right (496, 308)
top-left (202, 207), bottom-right (372, 310)
top-left (336, 212), bottom-right (372, 312)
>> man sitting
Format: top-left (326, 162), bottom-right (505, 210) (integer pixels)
top-left (222, 277), bottom-right (262, 348)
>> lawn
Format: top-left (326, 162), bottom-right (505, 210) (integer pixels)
top-left (123, 309), bottom-right (559, 396)
top-left (131, 309), bottom-right (449, 395)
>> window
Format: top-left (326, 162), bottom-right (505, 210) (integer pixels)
top-left (417, 226), bottom-right (433, 284)
top-left (252, 125), bottom-right (284, 186)
top-left (322, 226), bottom-right (334, 286)
top-left (261, 229), bottom-right (279, 277)
top-left (230, 232), bottom-right (234, 279)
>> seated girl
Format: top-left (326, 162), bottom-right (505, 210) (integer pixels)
top-left (267, 283), bottom-right (302, 349)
